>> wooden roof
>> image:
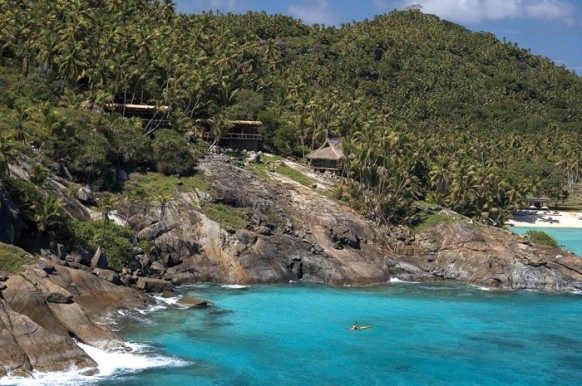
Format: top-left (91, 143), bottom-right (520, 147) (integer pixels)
top-left (305, 138), bottom-right (344, 160)
top-left (104, 103), bottom-right (170, 112)
top-left (195, 119), bottom-right (263, 127)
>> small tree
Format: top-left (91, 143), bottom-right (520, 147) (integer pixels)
top-left (32, 194), bottom-right (65, 235)
top-left (0, 132), bottom-right (19, 180)
top-left (152, 129), bottom-right (196, 176)
top-left (96, 193), bottom-right (117, 245)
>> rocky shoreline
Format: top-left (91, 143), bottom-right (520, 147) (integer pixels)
top-left (122, 154), bottom-right (582, 291)
top-left (0, 261), bottom-right (147, 378)
top-left (1, 153), bottom-right (582, 378)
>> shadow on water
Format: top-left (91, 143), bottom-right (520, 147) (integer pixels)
top-left (392, 363), bottom-right (412, 372)
top-left (535, 333), bottom-right (581, 349)
top-left (469, 334), bottom-right (528, 350)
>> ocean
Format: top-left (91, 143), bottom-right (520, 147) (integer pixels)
top-left (509, 226), bottom-right (582, 257)
top-left (6, 283), bottom-right (580, 386)
top-left (3, 227), bottom-right (581, 386)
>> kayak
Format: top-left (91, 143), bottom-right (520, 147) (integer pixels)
top-left (347, 325), bottom-right (372, 331)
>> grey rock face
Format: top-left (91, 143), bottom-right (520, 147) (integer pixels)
top-left (5, 306), bottom-right (97, 374)
top-left (76, 185), bottom-right (95, 204)
top-left (90, 247), bottom-right (108, 269)
top-left (136, 277), bottom-right (173, 293)
top-left (410, 220), bottom-right (582, 292)
top-left (176, 296), bottom-right (213, 308)
top-left (1, 261), bottom-right (148, 376)
top-left (46, 292), bottom-right (74, 304)
top-left (131, 155), bottom-right (582, 292)
top-left (0, 191), bottom-right (24, 244)
top-left (92, 268), bottom-right (122, 285)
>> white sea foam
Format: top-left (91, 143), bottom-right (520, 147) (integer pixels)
top-left (388, 278), bottom-right (419, 284)
top-left (179, 283), bottom-right (209, 289)
top-left (79, 342), bottom-right (185, 376)
top-left (151, 293), bottom-right (180, 305)
top-left (0, 342), bottom-right (186, 386)
top-left (136, 303), bottom-right (166, 314)
top-left (221, 284), bottom-right (248, 289)
top-left (470, 285), bottom-right (492, 292)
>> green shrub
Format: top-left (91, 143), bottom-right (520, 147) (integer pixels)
top-left (104, 116), bottom-right (154, 169)
top-left (123, 172), bottom-right (207, 200)
top-left (247, 154), bottom-right (282, 175)
top-left (525, 230), bottom-right (559, 248)
top-left (152, 129), bottom-right (196, 176)
top-left (200, 202), bottom-right (250, 230)
top-left (412, 212), bottom-right (460, 235)
top-left (59, 219), bottom-right (136, 271)
top-left (0, 242), bottom-right (37, 275)
top-left (5, 177), bottom-right (42, 224)
top-left (276, 164), bottom-right (314, 187)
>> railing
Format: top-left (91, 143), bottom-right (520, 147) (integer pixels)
top-left (191, 130), bottom-right (262, 141)
top-left (222, 132), bottom-right (262, 140)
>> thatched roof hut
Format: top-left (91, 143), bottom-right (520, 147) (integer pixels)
top-left (305, 138), bottom-right (344, 171)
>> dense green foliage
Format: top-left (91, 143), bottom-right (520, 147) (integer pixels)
top-left (525, 230), bottom-right (560, 248)
top-left (4, 177), bottom-right (67, 236)
top-left (151, 129), bottom-right (196, 176)
top-left (59, 219), bottom-right (136, 271)
top-left (1, 0), bottom-right (582, 227)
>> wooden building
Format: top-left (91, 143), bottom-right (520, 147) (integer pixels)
top-left (193, 119), bottom-right (263, 151)
top-left (305, 138), bottom-right (344, 172)
top-left (104, 103), bottom-right (171, 132)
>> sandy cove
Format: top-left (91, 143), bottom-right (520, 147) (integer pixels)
top-left (506, 210), bottom-right (582, 228)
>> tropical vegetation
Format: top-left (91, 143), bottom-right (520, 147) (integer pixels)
top-left (525, 230), bottom-right (560, 249)
top-left (1, 0), bottom-right (581, 234)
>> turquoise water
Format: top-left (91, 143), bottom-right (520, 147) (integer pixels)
top-left (509, 226), bottom-right (582, 256)
top-left (97, 283), bottom-right (582, 386)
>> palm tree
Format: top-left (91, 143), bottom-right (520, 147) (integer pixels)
top-left (96, 193), bottom-right (117, 245)
top-left (32, 194), bottom-right (65, 234)
top-left (0, 132), bottom-right (19, 179)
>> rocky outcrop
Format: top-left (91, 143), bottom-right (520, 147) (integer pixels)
top-left (2, 150), bottom-right (581, 378)
top-left (90, 247), bottom-right (108, 269)
top-left (131, 154), bottom-right (582, 292)
top-left (136, 277), bottom-right (173, 293)
top-left (0, 299), bottom-right (97, 378)
top-left (410, 220), bottom-right (582, 292)
top-left (8, 159), bottom-right (91, 222)
top-left (177, 296), bottom-right (213, 308)
top-left (0, 260), bottom-right (148, 377)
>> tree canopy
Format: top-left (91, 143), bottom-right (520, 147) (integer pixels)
top-left (1, 1), bottom-right (581, 224)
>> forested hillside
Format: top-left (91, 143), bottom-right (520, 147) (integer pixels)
top-left (1, 0), bottom-right (582, 229)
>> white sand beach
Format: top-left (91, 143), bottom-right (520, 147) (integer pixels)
top-left (506, 210), bottom-right (582, 228)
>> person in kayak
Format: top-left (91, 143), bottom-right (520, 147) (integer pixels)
top-left (351, 321), bottom-right (359, 330)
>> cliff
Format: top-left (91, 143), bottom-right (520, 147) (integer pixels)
top-left (129, 153), bottom-right (582, 292)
